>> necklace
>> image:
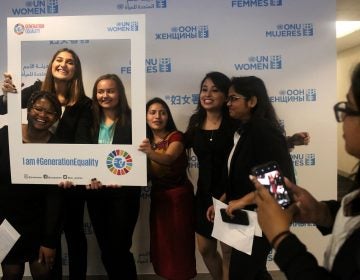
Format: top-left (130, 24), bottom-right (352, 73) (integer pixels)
top-left (152, 131), bottom-right (170, 149)
top-left (209, 130), bottom-right (214, 142)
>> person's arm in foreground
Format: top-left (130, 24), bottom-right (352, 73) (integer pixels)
top-left (251, 176), bottom-right (334, 280)
top-left (286, 131), bottom-right (310, 150)
top-left (138, 137), bottom-right (183, 165)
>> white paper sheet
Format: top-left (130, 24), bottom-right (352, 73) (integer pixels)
top-left (211, 198), bottom-right (262, 255)
top-left (0, 219), bottom-right (20, 263)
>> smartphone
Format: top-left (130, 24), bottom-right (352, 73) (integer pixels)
top-left (251, 161), bottom-right (293, 208)
top-left (220, 208), bottom-right (249, 225)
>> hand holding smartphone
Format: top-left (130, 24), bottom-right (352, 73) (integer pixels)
top-left (220, 208), bottom-right (249, 225)
top-left (251, 161), bottom-right (293, 208)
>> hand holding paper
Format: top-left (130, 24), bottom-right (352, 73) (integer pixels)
top-left (211, 198), bottom-right (262, 255)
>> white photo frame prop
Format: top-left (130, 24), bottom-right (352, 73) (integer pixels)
top-left (7, 15), bottom-right (147, 186)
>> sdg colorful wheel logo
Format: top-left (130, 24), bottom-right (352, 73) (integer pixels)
top-left (106, 149), bottom-right (133, 175)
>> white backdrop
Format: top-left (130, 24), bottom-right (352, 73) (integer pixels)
top-left (0, 0), bottom-right (336, 276)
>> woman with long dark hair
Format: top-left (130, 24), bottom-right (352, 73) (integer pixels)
top-left (86, 73), bottom-right (140, 280)
top-left (139, 97), bottom-right (196, 280)
top-left (217, 76), bottom-right (295, 279)
top-left (253, 63), bottom-right (360, 280)
top-left (185, 72), bottom-right (234, 280)
top-left (2, 48), bottom-right (92, 280)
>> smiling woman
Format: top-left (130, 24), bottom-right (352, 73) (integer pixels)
top-left (0, 90), bottom-right (64, 280)
top-left (184, 72), bottom-right (234, 280)
top-left (85, 73), bottom-right (140, 280)
top-left (138, 97), bottom-right (197, 280)
top-left (1, 47), bottom-right (92, 144)
top-left (1, 48), bottom-right (93, 280)
top-left (222, 76), bottom-right (295, 280)
top-left (22, 91), bottom-right (61, 143)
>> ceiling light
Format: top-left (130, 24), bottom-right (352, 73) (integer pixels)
top-left (336, 21), bottom-right (360, 38)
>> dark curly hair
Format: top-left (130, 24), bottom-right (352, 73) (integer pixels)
top-left (27, 90), bottom-right (62, 118)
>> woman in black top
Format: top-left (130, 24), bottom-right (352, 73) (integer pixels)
top-left (253, 63), bottom-right (360, 280)
top-left (1, 48), bottom-right (92, 280)
top-left (220, 76), bottom-right (295, 280)
top-left (86, 74), bottom-right (140, 280)
top-left (0, 91), bottom-right (64, 280)
top-left (185, 71), bottom-right (234, 280)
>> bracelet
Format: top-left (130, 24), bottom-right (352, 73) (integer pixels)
top-left (270, 230), bottom-right (291, 248)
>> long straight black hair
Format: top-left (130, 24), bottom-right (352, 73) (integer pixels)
top-left (146, 97), bottom-right (177, 142)
top-left (229, 76), bottom-right (284, 133)
top-left (184, 71), bottom-right (231, 148)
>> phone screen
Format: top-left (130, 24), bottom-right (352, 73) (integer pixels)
top-left (252, 161), bottom-right (292, 208)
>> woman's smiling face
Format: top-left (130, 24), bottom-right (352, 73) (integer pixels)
top-left (51, 51), bottom-right (76, 81)
top-left (28, 98), bottom-right (59, 131)
top-left (96, 79), bottom-right (120, 110)
top-left (199, 78), bottom-right (227, 112)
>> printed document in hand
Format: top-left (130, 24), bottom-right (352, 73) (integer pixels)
top-left (0, 219), bottom-right (20, 262)
top-left (211, 198), bottom-right (262, 255)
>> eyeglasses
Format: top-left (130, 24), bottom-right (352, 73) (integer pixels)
top-left (333, 101), bottom-right (360, 122)
top-left (31, 106), bottom-right (57, 116)
top-left (226, 95), bottom-right (247, 104)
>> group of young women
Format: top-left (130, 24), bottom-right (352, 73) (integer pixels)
top-left (0, 48), bottom-right (141, 280)
top-left (2, 46), bottom-right (355, 280)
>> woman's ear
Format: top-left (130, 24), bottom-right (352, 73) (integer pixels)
top-left (249, 96), bottom-right (257, 108)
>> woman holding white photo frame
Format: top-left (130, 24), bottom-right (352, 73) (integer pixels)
top-left (1, 48), bottom-right (92, 280)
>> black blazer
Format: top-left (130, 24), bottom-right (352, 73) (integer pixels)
top-left (226, 117), bottom-right (295, 204)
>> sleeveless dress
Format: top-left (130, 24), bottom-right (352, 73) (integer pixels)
top-left (192, 119), bottom-right (234, 238)
top-left (149, 131), bottom-right (197, 280)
